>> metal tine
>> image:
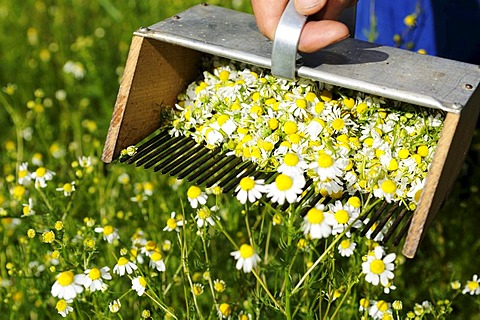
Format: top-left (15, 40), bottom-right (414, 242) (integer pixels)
top-left (293, 181), bottom-right (316, 209)
top-left (168, 145), bottom-right (212, 177)
top-left (298, 192), bottom-right (325, 216)
top-left (125, 130), bottom-right (172, 164)
top-left (221, 163), bottom-right (259, 193)
top-left (196, 156), bottom-right (243, 186)
top-left (215, 161), bottom-right (253, 188)
top-left (187, 154), bottom-right (238, 184)
top-left (368, 203), bottom-right (400, 240)
top-left (381, 207), bottom-right (409, 244)
top-left (359, 201), bottom-right (389, 237)
top-left (144, 138), bottom-right (197, 170)
top-left (183, 152), bottom-right (227, 182)
top-left (152, 139), bottom-right (198, 172)
top-left (159, 143), bottom-right (206, 174)
top-left (392, 214), bottom-right (413, 246)
top-left (135, 135), bottom-right (185, 167)
top-left (176, 148), bottom-right (221, 179)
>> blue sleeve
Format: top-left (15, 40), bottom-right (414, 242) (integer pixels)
top-left (354, 0), bottom-right (480, 64)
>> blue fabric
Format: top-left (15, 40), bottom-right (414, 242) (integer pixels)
top-left (355, 0), bottom-right (480, 64)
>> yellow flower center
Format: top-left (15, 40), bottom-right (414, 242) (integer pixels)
top-left (388, 159), bottom-right (398, 171)
top-left (417, 145), bottom-right (429, 157)
top-left (284, 153), bottom-right (299, 166)
top-left (219, 70), bottom-right (230, 81)
top-left (239, 244), bottom-right (255, 259)
top-left (283, 121), bottom-right (297, 135)
top-left (348, 196), bottom-right (361, 208)
top-left (145, 240), bottom-right (157, 251)
top-left (103, 225), bottom-right (114, 236)
top-left (320, 89), bottom-right (332, 102)
top-left (317, 153), bottom-right (334, 168)
top-left (239, 177), bottom-right (255, 191)
top-left (56, 299), bottom-right (68, 312)
top-left (57, 271), bottom-right (74, 286)
top-left (117, 257), bottom-right (129, 266)
top-left (214, 281), bottom-right (226, 292)
top-left (315, 102), bottom-right (325, 114)
top-left (193, 284), bottom-right (203, 296)
top-left (139, 276), bottom-right (147, 288)
top-left (251, 91), bottom-right (261, 102)
top-left (23, 206), bottom-right (31, 215)
top-left (197, 208), bottom-right (211, 219)
top-left (467, 280), bottom-right (479, 292)
top-left (63, 183), bottom-right (73, 193)
top-left (151, 251), bottom-right (163, 262)
top-left (332, 118), bottom-right (345, 131)
top-left (306, 208), bottom-right (324, 224)
top-left (268, 118), bottom-right (279, 130)
top-left (370, 259), bottom-right (386, 275)
top-left (334, 210), bottom-right (349, 224)
top-left (305, 92), bottom-right (317, 102)
top-left (167, 218), bottom-right (178, 230)
top-left (340, 239), bottom-right (351, 249)
top-left (187, 186), bottom-right (202, 199)
top-left (35, 167), bottom-right (46, 177)
top-left (19, 170), bottom-right (28, 178)
top-left (381, 180), bottom-right (397, 194)
top-left (288, 133), bottom-right (301, 144)
top-left (343, 97), bottom-right (355, 109)
top-left (377, 300), bottom-right (389, 312)
top-left (275, 174), bottom-right (293, 191)
top-left (217, 114), bottom-right (229, 126)
top-left (414, 189), bottom-right (423, 202)
top-left (219, 303), bottom-right (232, 317)
top-left (89, 268), bottom-right (101, 280)
top-left (398, 148), bottom-right (410, 159)
top-left (295, 99), bottom-right (306, 109)
top-left (356, 102), bottom-right (368, 114)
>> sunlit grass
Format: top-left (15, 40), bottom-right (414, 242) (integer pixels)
top-left (1, 0), bottom-right (480, 318)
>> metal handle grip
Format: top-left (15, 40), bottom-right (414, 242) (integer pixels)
top-left (271, 1), bottom-right (357, 80)
top-left (271, 1), bottom-right (307, 80)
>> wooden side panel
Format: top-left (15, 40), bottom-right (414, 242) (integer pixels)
top-left (403, 87), bottom-right (480, 258)
top-left (102, 36), bottom-right (201, 163)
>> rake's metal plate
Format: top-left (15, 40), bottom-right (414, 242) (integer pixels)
top-left (136, 4), bottom-right (479, 114)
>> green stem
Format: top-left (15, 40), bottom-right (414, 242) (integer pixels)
top-left (284, 208), bottom-right (295, 320)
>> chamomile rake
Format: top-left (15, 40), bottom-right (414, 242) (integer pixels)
top-left (102, 2), bottom-right (480, 258)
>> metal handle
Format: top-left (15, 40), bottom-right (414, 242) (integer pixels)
top-left (271, 1), bottom-right (307, 80)
top-left (271, 1), bottom-right (357, 80)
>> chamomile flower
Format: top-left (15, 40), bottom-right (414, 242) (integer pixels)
top-left (79, 267), bottom-right (111, 292)
top-left (56, 181), bottom-right (75, 197)
top-left (132, 276), bottom-right (147, 296)
top-left (214, 279), bottom-right (226, 292)
top-left (218, 303), bottom-right (232, 319)
top-left (17, 162), bottom-right (31, 185)
top-left (338, 238), bottom-right (356, 257)
top-left (163, 211), bottom-right (185, 232)
top-left (373, 178), bottom-right (402, 203)
top-left (362, 246), bottom-right (396, 287)
top-left (149, 251), bottom-right (166, 272)
top-left (31, 166), bottom-right (55, 188)
top-left (369, 300), bottom-right (392, 320)
top-left (56, 299), bottom-right (73, 317)
top-left (277, 152), bottom-right (308, 176)
top-left (195, 206), bottom-right (216, 228)
top-left (22, 198), bottom-right (35, 217)
top-left (462, 274), bottom-right (480, 295)
top-left (265, 173), bottom-right (305, 205)
top-left (310, 152), bottom-right (346, 181)
top-left (301, 204), bottom-right (335, 239)
top-left (235, 176), bottom-right (265, 204)
top-left (230, 244), bottom-right (261, 273)
top-left (328, 200), bottom-right (362, 235)
top-left (113, 257), bottom-right (137, 276)
top-left (51, 271), bottom-right (84, 300)
top-left (187, 185), bottom-right (208, 208)
top-left (109, 299), bottom-right (122, 313)
top-left (94, 225), bottom-right (120, 243)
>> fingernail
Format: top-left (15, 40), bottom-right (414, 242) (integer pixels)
top-left (297, 0), bottom-right (322, 11)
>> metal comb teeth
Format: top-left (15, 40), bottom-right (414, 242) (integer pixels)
top-left (122, 129), bottom-right (413, 246)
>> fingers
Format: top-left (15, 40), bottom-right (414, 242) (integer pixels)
top-left (251, 0), bottom-right (352, 53)
top-left (298, 20), bottom-right (350, 52)
top-left (251, 0), bottom-right (288, 39)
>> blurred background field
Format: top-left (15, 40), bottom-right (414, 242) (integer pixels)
top-left (1, 0), bottom-right (480, 318)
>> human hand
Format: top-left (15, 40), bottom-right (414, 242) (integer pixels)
top-left (251, 0), bottom-right (357, 53)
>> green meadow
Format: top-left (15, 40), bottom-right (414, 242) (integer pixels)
top-left (1, 0), bottom-right (479, 318)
